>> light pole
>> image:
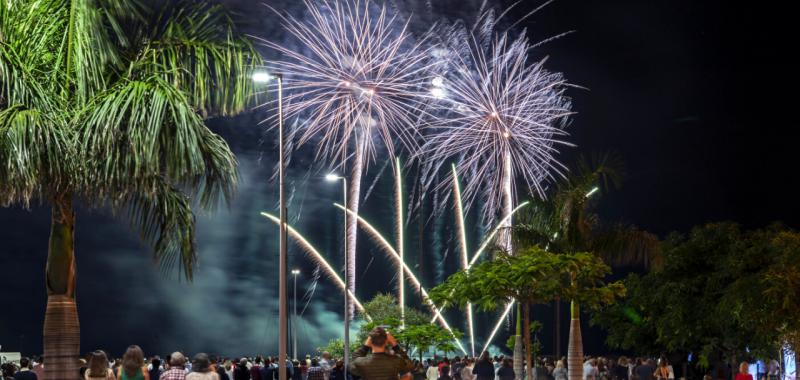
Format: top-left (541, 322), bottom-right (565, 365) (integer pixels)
top-left (254, 70), bottom-right (288, 380)
top-left (292, 269), bottom-right (300, 360)
top-left (326, 173), bottom-right (349, 376)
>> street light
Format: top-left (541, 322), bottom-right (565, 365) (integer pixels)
top-left (291, 269), bottom-right (300, 360)
top-left (326, 173), bottom-right (349, 377)
top-left (254, 70), bottom-right (288, 380)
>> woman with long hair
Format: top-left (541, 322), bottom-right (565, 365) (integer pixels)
top-left (118, 346), bottom-right (150, 380)
top-left (85, 351), bottom-right (115, 380)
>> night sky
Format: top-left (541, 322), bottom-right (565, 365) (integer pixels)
top-left (0, 0), bottom-right (796, 359)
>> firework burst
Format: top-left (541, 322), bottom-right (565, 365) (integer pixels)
top-left (256, 0), bottom-right (435, 311)
top-left (421, 11), bottom-right (573, 234)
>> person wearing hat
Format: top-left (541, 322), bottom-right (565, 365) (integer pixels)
top-left (187, 354), bottom-right (219, 380)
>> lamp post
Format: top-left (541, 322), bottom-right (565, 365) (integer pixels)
top-left (292, 269), bottom-right (300, 360)
top-left (254, 71), bottom-right (288, 380)
top-left (326, 173), bottom-right (349, 377)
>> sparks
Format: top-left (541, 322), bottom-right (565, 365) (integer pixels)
top-left (420, 13), bottom-right (573, 226)
top-left (260, 212), bottom-right (369, 319)
top-left (256, 0), bottom-right (435, 308)
top-left (333, 203), bottom-right (468, 356)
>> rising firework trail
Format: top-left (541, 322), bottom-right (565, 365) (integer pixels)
top-left (256, 0), bottom-right (434, 315)
top-left (395, 157), bottom-right (405, 328)
top-left (333, 204), bottom-right (468, 356)
top-left (260, 212), bottom-right (370, 319)
top-left (452, 164), bottom-right (475, 357)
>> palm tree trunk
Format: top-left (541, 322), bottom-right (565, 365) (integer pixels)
top-left (554, 298), bottom-right (561, 359)
top-left (567, 300), bottom-right (582, 380)
top-left (514, 305), bottom-right (524, 380)
top-left (43, 194), bottom-right (79, 380)
top-left (523, 302), bottom-right (534, 380)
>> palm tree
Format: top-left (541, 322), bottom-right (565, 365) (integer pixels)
top-left (0, 1), bottom-right (259, 379)
top-left (514, 153), bottom-right (661, 380)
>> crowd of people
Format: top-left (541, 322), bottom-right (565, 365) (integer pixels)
top-left (0, 329), bottom-right (785, 380)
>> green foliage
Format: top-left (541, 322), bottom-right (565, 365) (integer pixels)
top-left (428, 246), bottom-right (625, 311)
top-left (356, 294), bottom-right (460, 359)
top-left (592, 223), bottom-right (800, 365)
top-left (317, 339), bottom-right (345, 360)
top-left (0, 0), bottom-right (261, 279)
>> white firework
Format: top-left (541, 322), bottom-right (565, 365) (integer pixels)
top-left (255, 0), bottom-right (435, 316)
top-left (421, 14), bottom-right (573, 235)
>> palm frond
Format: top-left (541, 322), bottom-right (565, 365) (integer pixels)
top-left (68, 0), bottom-right (145, 103)
top-left (134, 1), bottom-right (261, 117)
top-left (117, 175), bottom-right (197, 280)
top-left (591, 224), bottom-right (663, 269)
top-left (0, 105), bottom-right (71, 206)
top-left (78, 74), bottom-right (237, 210)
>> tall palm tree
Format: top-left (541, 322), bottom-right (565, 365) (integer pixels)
top-left (0, 1), bottom-right (259, 379)
top-left (514, 153), bottom-right (661, 380)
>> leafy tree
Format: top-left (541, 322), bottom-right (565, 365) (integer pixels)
top-left (318, 339), bottom-right (345, 360)
top-left (354, 293), bottom-right (460, 361)
top-left (728, 226), bottom-right (800, 374)
top-left (593, 223), bottom-right (798, 373)
top-left (429, 246), bottom-right (624, 380)
top-left (0, 1), bottom-right (259, 377)
top-left (513, 153), bottom-right (658, 380)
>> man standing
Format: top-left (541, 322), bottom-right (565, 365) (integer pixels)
top-left (14, 358), bottom-right (37, 380)
top-left (348, 327), bottom-right (414, 380)
top-left (319, 353), bottom-right (333, 380)
top-left (31, 357), bottom-right (44, 380)
top-left (162, 353), bottom-right (188, 380)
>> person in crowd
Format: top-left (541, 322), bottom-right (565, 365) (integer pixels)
top-left (290, 361), bottom-right (303, 380)
top-left (635, 360), bottom-right (655, 380)
top-left (426, 362), bottom-right (438, 380)
top-left (161, 353), bottom-right (187, 380)
top-left (495, 359), bottom-right (513, 380)
top-left (259, 359), bottom-right (274, 380)
top-left (459, 359), bottom-right (474, 380)
top-left (472, 353), bottom-right (494, 380)
top-left (598, 358), bottom-right (608, 380)
top-left (223, 361), bottom-right (234, 380)
top-left (319, 353), bottom-right (333, 380)
top-left (437, 366), bottom-right (451, 380)
top-left (31, 357), bottom-right (44, 380)
top-left (213, 358), bottom-right (229, 380)
top-left (437, 359), bottom-right (449, 379)
top-left (348, 327), bottom-right (413, 380)
top-left (13, 358), bottom-right (36, 380)
top-left (450, 357), bottom-right (463, 380)
top-left (149, 358), bottom-right (163, 380)
top-left (118, 346), bottom-right (150, 380)
top-left (582, 359), bottom-right (596, 380)
top-left (250, 358), bottom-right (262, 380)
top-left (735, 363), bottom-right (753, 380)
top-left (307, 359), bottom-right (325, 380)
top-left (552, 361), bottom-right (567, 380)
top-left (85, 351), bottom-right (115, 380)
top-left (329, 360), bottom-right (350, 380)
top-left (2, 361), bottom-right (17, 380)
top-left (766, 360), bottom-right (780, 380)
top-left (234, 360), bottom-right (250, 380)
top-left (613, 358), bottom-right (629, 380)
top-left (186, 354), bottom-right (219, 380)
top-left (411, 361), bottom-right (426, 380)
top-left (298, 359), bottom-right (308, 380)
top-left (654, 358), bottom-right (670, 380)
